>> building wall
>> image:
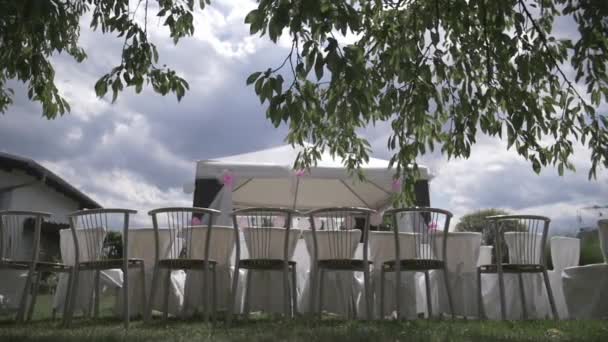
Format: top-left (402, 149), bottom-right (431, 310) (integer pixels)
top-left (1, 169), bottom-right (80, 222)
top-left (1, 169), bottom-right (80, 260)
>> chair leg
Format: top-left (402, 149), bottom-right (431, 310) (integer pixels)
top-left (163, 268), bottom-right (171, 321)
top-left (318, 268), bottom-right (325, 318)
top-left (442, 267), bottom-right (455, 319)
top-left (363, 265), bottom-right (374, 320)
top-left (64, 266), bottom-right (79, 327)
top-left (123, 265), bottom-right (130, 329)
top-left (27, 271), bottom-right (43, 321)
top-left (380, 269), bottom-right (385, 319)
top-left (424, 271), bottom-right (433, 319)
top-left (282, 266), bottom-right (290, 318)
top-left (16, 267), bottom-right (35, 323)
top-left (244, 270), bottom-right (252, 319)
top-left (308, 266), bottom-right (318, 319)
top-left (477, 268), bottom-right (486, 320)
top-left (517, 273), bottom-right (528, 320)
top-left (227, 265), bottom-right (240, 324)
top-left (542, 269), bottom-right (559, 320)
top-left (139, 264), bottom-right (146, 320)
top-left (363, 265), bottom-right (372, 320)
top-left (94, 270), bottom-right (101, 318)
top-left (202, 266), bottom-right (209, 322)
top-left (497, 268), bottom-right (507, 320)
top-left (145, 265), bottom-right (160, 323)
top-left (211, 266), bottom-right (217, 323)
top-left (290, 266), bottom-right (298, 317)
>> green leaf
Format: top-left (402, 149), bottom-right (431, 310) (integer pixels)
top-left (246, 72), bottom-right (262, 85)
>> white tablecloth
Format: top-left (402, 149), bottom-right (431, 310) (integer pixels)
top-left (117, 228), bottom-right (185, 317)
top-left (299, 230), bottom-right (364, 317)
top-left (53, 228), bottom-right (113, 315)
top-left (431, 232), bottom-right (482, 317)
top-left (182, 226), bottom-right (237, 316)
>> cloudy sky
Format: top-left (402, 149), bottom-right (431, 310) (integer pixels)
top-left (1, 1), bottom-right (606, 233)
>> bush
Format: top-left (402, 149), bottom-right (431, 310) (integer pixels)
top-left (579, 233), bottom-right (605, 265)
top-left (455, 208), bottom-right (511, 245)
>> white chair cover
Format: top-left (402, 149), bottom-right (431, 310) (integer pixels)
top-left (240, 228), bottom-right (301, 314)
top-left (369, 231), bottom-right (419, 319)
top-left (563, 263), bottom-right (608, 319)
top-left (299, 230), bottom-right (363, 317)
top-left (547, 237), bottom-right (579, 319)
top-left (116, 228), bottom-right (185, 317)
top-left (431, 232), bottom-right (482, 317)
top-left (182, 225), bottom-right (236, 316)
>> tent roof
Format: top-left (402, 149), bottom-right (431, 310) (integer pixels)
top-left (196, 144), bottom-right (432, 181)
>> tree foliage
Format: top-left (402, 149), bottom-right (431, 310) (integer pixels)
top-left (246, 0), bottom-right (608, 202)
top-left (1, 0), bottom-right (607, 204)
top-left (0, 0), bottom-right (201, 117)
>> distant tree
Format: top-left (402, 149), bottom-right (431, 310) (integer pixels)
top-left (455, 208), bottom-right (510, 245)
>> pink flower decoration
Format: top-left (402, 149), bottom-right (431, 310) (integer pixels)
top-left (428, 221), bottom-right (438, 230)
top-left (294, 169), bottom-right (306, 177)
top-left (191, 217), bottom-right (201, 226)
top-left (391, 178), bottom-right (402, 192)
top-left (222, 169), bottom-right (235, 190)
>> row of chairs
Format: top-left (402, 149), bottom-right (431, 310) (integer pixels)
top-left (0, 207), bottom-right (558, 326)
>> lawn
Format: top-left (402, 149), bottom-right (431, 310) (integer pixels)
top-left (1, 295), bottom-right (607, 341)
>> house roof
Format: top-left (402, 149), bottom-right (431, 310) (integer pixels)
top-left (0, 152), bottom-right (101, 209)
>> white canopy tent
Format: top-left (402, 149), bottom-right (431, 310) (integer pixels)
top-left (194, 144), bottom-right (432, 224)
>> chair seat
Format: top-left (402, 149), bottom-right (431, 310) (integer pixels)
top-left (0, 259), bottom-right (31, 269)
top-left (382, 259), bottom-right (445, 271)
top-left (479, 263), bottom-right (545, 273)
top-left (78, 258), bottom-right (144, 270)
top-left (318, 259), bottom-right (372, 270)
top-left (158, 258), bottom-right (216, 270)
top-left (239, 259), bottom-right (296, 270)
top-left (35, 261), bottom-right (72, 271)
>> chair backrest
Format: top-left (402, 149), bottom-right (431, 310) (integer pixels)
top-left (486, 215), bottom-right (550, 266)
top-left (307, 207), bottom-right (374, 262)
top-left (384, 207), bottom-right (453, 262)
top-left (68, 208), bottom-right (137, 264)
top-left (148, 207), bottom-right (221, 263)
top-left (232, 208), bottom-right (297, 262)
top-left (0, 211), bottom-right (50, 261)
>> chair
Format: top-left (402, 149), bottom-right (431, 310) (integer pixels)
top-left (0, 211), bottom-right (51, 322)
top-left (147, 207), bottom-right (221, 321)
top-left (381, 207), bottom-right (455, 319)
top-left (308, 207), bottom-right (374, 319)
top-left (63, 208), bottom-right (145, 328)
top-left (477, 215), bottom-right (558, 320)
top-left (228, 208), bottom-right (299, 321)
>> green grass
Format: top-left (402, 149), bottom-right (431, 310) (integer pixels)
top-left (1, 296), bottom-right (607, 341)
